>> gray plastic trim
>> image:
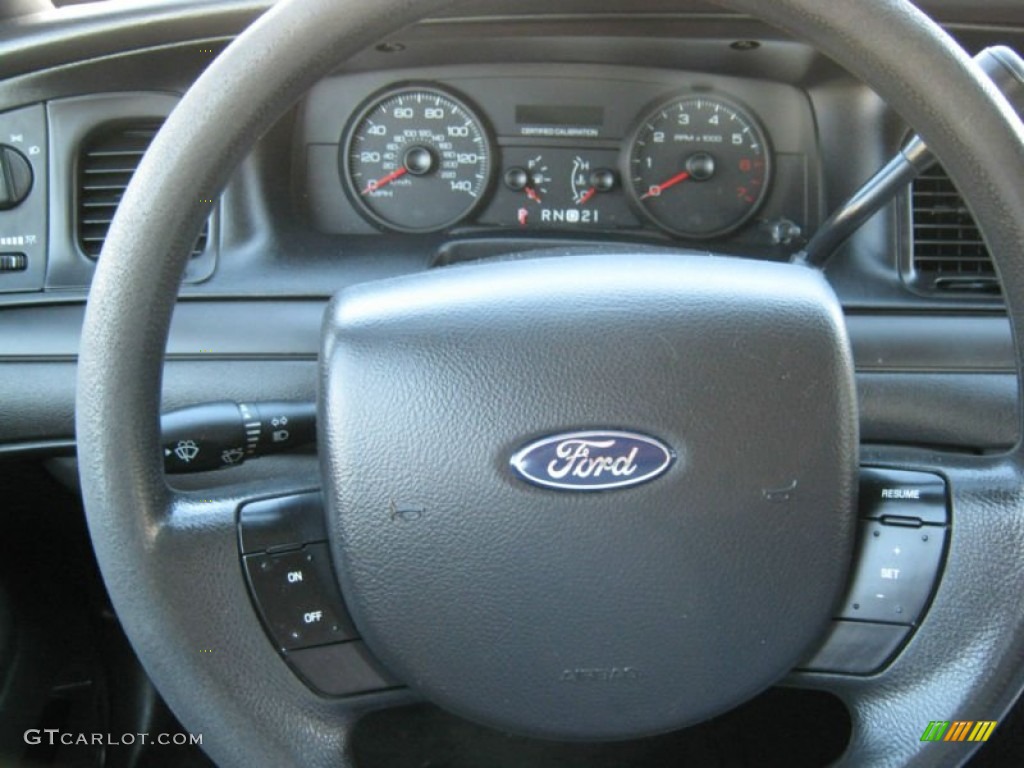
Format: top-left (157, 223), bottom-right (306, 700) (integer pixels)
top-left (0, 339), bottom-right (1017, 455)
top-left (0, 359), bottom-right (318, 445)
top-left (849, 313), bottom-right (1013, 372)
top-left (0, 300), bottom-right (321, 360)
top-left (0, 302), bottom-right (1012, 371)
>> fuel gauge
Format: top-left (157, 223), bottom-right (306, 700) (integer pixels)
top-left (504, 154), bottom-right (552, 204)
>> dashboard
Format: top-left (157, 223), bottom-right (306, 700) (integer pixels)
top-left (0, 2), bottom-right (1015, 450)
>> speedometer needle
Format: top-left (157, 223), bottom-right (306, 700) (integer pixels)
top-left (361, 167), bottom-right (408, 195)
top-left (640, 170), bottom-right (691, 200)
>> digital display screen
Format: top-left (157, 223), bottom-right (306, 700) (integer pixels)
top-left (515, 105), bottom-right (604, 138)
top-left (516, 105), bottom-right (604, 126)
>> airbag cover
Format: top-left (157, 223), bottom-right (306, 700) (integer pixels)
top-left (321, 253), bottom-right (857, 739)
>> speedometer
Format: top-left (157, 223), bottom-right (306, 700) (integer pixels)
top-left (626, 94), bottom-right (771, 238)
top-left (341, 85), bottom-right (493, 233)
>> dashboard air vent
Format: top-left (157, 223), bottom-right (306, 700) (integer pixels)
top-left (910, 164), bottom-right (999, 294)
top-left (77, 122), bottom-right (208, 259)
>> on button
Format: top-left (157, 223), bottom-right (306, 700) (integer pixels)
top-left (243, 543), bottom-right (358, 650)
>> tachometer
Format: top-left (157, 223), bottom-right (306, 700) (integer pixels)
top-left (342, 85), bottom-right (493, 233)
top-left (626, 94), bottom-right (771, 238)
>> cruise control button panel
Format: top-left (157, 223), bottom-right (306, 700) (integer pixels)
top-left (840, 521), bottom-right (946, 623)
top-left (238, 492), bottom-right (399, 697)
top-left (244, 543), bottom-right (357, 650)
top-left (802, 467), bottom-right (949, 675)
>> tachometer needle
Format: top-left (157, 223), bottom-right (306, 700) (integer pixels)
top-left (577, 187), bottom-right (597, 205)
top-left (361, 167), bottom-right (408, 195)
top-left (640, 170), bottom-right (691, 200)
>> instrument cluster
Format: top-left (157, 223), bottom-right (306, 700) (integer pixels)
top-left (342, 83), bottom-right (769, 239)
top-left (302, 67), bottom-right (817, 250)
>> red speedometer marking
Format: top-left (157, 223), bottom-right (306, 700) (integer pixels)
top-left (361, 166), bottom-right (408, 195)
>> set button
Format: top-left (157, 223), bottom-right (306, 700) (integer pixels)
top-left (840, 520), bottom-right (946, 624)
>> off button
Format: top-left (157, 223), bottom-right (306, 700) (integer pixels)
top-left (243, 543), bottom-right (358, 650)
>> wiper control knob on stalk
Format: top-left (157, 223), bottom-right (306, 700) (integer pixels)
top-left (161, 400), bottom-right (316, 473)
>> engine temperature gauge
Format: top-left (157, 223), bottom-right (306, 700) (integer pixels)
top-left (571, 155), bottom-right (617, 205)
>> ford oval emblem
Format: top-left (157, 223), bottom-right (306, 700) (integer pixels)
top-left (510, 430), bottom-right (675, 491)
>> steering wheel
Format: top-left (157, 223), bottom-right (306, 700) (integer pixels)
top-left (75, 0), bottom-right (1024, 765)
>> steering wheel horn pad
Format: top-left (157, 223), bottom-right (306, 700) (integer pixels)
top-left (321, 253), bottom-right (858, 739)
